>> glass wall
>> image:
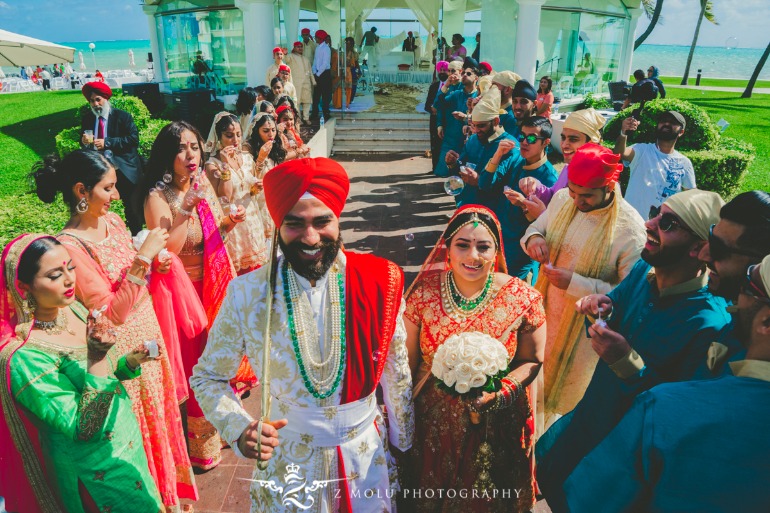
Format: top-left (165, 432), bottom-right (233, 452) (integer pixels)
top-left (156, 2), bottom-right (246, 95)
top-left (537, 4), bottom-right (627, 98)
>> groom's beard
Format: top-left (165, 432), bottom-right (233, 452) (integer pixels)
top-left (279, 234), bottom-right (343, 281)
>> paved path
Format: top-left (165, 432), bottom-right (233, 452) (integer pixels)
top-left (666, 84), bottom-right (770, 95)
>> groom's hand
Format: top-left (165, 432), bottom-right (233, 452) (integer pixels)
top-left (237, 418), bottom-right (289, 460)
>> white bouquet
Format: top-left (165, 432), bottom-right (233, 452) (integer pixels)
top-left (431, 332), bottom-right (510, 395)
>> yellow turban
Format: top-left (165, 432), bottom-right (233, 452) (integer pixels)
top-left (663, 189), bottom-right (725, 241)
top-left (492, 70), bottom-right (521, 89)
top-left (478, 75), bottom-right (493, 95)
top-left (760, 254), bottom-right (770, 294)
top-left (448, 60), bottom-right (463, 72)
top-left (472, 87), bottom-right (502, 122)
top-left (563, 108), bottom-right (606, 144)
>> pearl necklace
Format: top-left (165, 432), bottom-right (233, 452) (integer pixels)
top-left (282, 259), bottom-right (346, 399)
top-left (33, 309), bottom-right (75, 336)
top-left (441, 271), bottom-right (495, 320)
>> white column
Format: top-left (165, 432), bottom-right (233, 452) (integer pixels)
top-left (619, 8), bottom-right (643, 83)
top-left (284, 0), bottom-right (301, 45)
top-left (142, 4), bottom-right (169, 91)
top-left (236, 0), bottom-right (276, 87)
top-left (514, 0), bottom-right (546, 83)
top-left (442, 0), bottom-right (467, 44)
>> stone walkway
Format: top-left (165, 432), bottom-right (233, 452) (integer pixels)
top-left (190, 156), bottom-right (551, 512)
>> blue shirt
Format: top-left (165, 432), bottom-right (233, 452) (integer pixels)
top-left (433, 86), bottom-right (477, 177)
top-left (453, 129), bottom-right (517, 208)
top-left (478, 156), bottom-right (557, 279)
top-left (499, 104), bottom-right (521, 139)
top-left (565, 362), bottom-right (770, 513)
top-left (536, 260), bottom-right (736, 512)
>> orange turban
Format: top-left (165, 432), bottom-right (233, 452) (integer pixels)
top-left (568, 143), bottom-right (623, 188)
top-left (263, 157), bottom-right (350, 225)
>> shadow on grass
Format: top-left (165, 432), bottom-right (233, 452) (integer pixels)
top-left (1, 107), bottom-right (80, 166)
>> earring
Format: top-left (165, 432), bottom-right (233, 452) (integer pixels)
top-left (162, 172), bottom-right (173, 184)
top-left (22, 296), bottom-right (36, 317)
top-left (76, 197), bottom-right (89, 214)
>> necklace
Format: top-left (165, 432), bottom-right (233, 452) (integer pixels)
top-left (442, 270), bottom-right (495, 319)
top-left (33, 309), bottom-right (75, 336)
top-left (282, 259), bottom-right (346, 399)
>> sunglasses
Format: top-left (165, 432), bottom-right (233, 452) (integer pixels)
top-left (463, 71), bottom-right (475, 77)
top-left (648, 206), bottom-right (696, 235)
top-left (741, 264), bottom-right (770, 304)
top-left (708, 224), bottom-right (765, 261)
top-left (517, 133), bottom-right (546, 144)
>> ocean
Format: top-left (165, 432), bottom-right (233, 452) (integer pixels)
top-left (2, 40), bottom-right (768, 81)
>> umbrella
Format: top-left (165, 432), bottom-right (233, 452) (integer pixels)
top-left (79, 51), bottom-right (86, 70)
top-left (0, 29), bottom-right (75, 66)
top-left (128, 49), bottom-right (135, 67)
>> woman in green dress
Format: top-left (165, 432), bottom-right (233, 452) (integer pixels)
top-left (0, 234), bottom-right (163, 513)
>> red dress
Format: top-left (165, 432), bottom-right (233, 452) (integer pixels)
top-left (404, 272), bottom-right (545, 512)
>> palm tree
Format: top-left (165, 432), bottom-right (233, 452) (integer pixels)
top-left (635, 0), bottom-right (664, 50)
top-left (742, 41), bottom-right (770, 98)
top-left (681, 0), bottom-right (718, 85)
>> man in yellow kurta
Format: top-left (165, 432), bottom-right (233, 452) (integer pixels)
top-left (285, 42), bottom-right (315, 124)
top-left (265, 46), bottom-right (292, 87)
top-left (522, 143), bottom-right (645, 432)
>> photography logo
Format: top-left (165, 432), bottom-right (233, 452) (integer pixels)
top-left (243, 462), bottom-right (351, 510)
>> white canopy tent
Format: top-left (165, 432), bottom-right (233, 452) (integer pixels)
top-left (0, 29), bottom-right (75, 67)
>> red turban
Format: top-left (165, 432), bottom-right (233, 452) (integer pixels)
top-left (272, 46), bottom-right (283, 54)
top-left (568, 143), bottom-right (623, 189)
top-left (479, 61), bottom-right (493, 74)
top-left (81, 81), bottom-right (112, 100)
top-left (301, 28), bottom-right (311, 35)
top-left (263, 157), bottom-right (350, 225)
top-left (293, 41), bottom-right (303, 48)
top-left (315, 30), bottom-right (328, 40)
top-left (279, 64), bottom-right (291, 72)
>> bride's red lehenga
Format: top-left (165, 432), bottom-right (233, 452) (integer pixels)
top-left (404, 205), bottom-right (545, 513)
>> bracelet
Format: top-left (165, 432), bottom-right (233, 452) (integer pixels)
top-left (135, 254), bottom-right (152, 267)
top-left (620, 130), bottom-right (627, 137)
top-left (229, 214), bottom-right (239, 223)
top-left (125, 273), bottom-right (147, 286)
top-left (179, 206), bottom-right (193, 217)
top-left (219, 169), bottom-right (232, 181)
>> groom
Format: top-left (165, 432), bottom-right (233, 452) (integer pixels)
top-left (191, 157), bottom-right (414, 512)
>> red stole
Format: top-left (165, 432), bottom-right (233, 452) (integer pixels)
top-left (339, 251), bottom-right (404, 403)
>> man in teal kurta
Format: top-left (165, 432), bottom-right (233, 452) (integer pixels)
top-left (564, 256), bottom-right (770, 513)
top-left (536, 190), bottom-right (738, 513)
top-left (498, 79), bottom-right (536, 140)
top-left (478, 116), bottom-right (557, 280)
top-left (445, 87), bottom-right (518, 208)
top-left (433, 64), bottom-right (478, 177)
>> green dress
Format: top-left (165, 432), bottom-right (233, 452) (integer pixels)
top-left (9, 304), bottom-right (163, 513)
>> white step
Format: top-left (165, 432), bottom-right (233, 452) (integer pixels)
top-left (334, 133), bottom-right (430, 142)
top-left (332, 141), bottom-right (428, 154)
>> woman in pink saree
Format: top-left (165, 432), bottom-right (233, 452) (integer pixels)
top-left (141, 121), bottom-right (249, 471)
top-left (29, 149), bottom-right (197, 512)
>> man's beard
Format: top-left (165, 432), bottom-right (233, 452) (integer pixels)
top-left (656, 126), bottom-right (679, 142)
top-left (91, 100), bottom-right (111, 118)
top-left (641, 239), bottom-right (692, 267)
top-left (279, 234), bottom-right (343, 281)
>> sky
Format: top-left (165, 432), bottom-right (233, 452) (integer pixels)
top-left (0, 0), bottom-right (767, 49)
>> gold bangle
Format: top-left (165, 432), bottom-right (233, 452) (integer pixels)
top-left (125, 273), bottom-right (147, 286)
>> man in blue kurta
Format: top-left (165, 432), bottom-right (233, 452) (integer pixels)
top-left (433, 64), bottom-right (478, 177)
top-left (445, 87), bottom-right (518, 208)
top-left (478, 116), bottom-right (557, 280)
top-left (498, 79), bottom-right (536, 140)
top-left (536, 189), bottom-right (736, 512)
top-left (564, 255), bottom-right (770, 513)
top-left (491, 70), bottom-right (520, 136)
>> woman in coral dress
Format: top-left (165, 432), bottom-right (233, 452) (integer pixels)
top-left (404, 205), bottom-right (547, 512)
top-left (29, 149), bottom-right (197, 512)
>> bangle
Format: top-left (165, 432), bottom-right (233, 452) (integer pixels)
top-left (125, 273), bottom-right (147, 286)
top-left (229, 214), bottom-right (238, 223)
top-left (179, 206), bottom-right (193, 217)
top-left (135, 254), bottom-right (152, 267)
top-left (620, 130), bottom-right (627, 137)
top-left (219, 169), bottom-right (232, 181)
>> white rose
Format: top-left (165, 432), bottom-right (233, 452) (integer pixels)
top-left (470, 355), bottom-right (487, 373)
top-left (443, 370), bottom-right (457, 387)
top-left (456, 362), bottom-right (472, 381)
top-left (470, 373), bottom-right (487, 388)
top-left (461, 345), bottom-right (477, 360)
top-left (446, 351), bottom-right (459, 367)
top-left (484, 360), bottom-right (499, 376)
top-left (455, 380), bottom-right (471, 394)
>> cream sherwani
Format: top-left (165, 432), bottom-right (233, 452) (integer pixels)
top-left (521, 189), bottom-right (645, 431)
top-left (190, 252), bottom-right (414, 513)
top-left (266, 61), bottom-right (293, 85)
top-left (286, 51), bottom-right (314, 119)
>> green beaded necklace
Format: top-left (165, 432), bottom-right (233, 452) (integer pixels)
top-left (448, 270), bottom-right (494, 311)
top-left (282, 260), bottom-right (347, 399)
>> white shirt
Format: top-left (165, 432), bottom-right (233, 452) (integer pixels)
top-left (294, 254), bottom-right (337, 355)
top-left (312, 42), bottom-right (331, 76)
top-left (625, 142), bottom-right (696, 218)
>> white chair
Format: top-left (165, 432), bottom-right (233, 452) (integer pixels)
top-left (579, 74), bottom-right (599, 95)
top-left (555, 75), bottom-right (574, 99)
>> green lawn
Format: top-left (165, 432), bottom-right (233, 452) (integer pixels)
top-left (665, 88), bottom-right (770, 193)
top-left (658, 76), bottom-right (770, 89)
